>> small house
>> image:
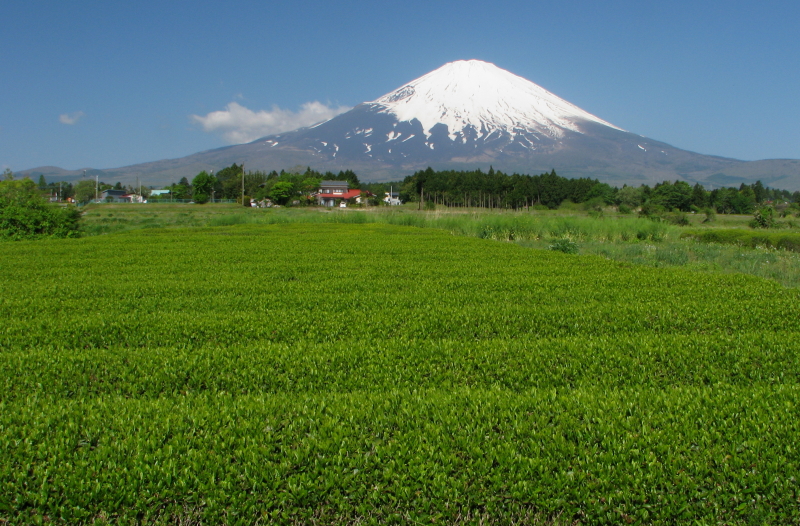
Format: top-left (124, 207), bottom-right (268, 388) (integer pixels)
top-left (384, 191), bottom-right (401, 206)
top-left (317, 181), bottom-right (371, 207)
top-left (100, 189), bottom-right (127, 203)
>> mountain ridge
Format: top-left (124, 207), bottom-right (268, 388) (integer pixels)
top-left (16, 60), bottom-right (800, 190)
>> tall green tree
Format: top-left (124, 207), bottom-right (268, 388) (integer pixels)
top-left (690, 183), bottom-right (707, 208)
top-left (617, 185), bottom-right (644, 208)
top-left (651, 181), bottom-right (692, 211)
top-left (191, 171), bottom-right (216, 204)
top-left (752, 180), bottom-right (766, 204)
top-left (73, 180), bottom-right (96, 204)
top-left (269, 181), bottom-right (295, 205)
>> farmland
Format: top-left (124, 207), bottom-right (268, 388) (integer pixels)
top-left (2, 218), bottom-right (800, 524)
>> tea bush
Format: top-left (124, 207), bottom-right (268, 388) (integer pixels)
top-left (1, 223), bottom-right (799, 524)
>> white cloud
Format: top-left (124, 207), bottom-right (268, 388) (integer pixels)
top-left (191, 101), bottom-right (351, 144)
top-left (59, 111), bottom-right (85, 125)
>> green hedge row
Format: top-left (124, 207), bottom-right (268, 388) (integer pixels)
top-left (681, 228), bottom-right (800, 251)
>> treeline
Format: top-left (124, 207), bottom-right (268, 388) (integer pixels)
top-left (399, 167), bottom-right (797, 213)
top-left (32, 177), bottom-right (155, 204)
top-left (400, 168), bottom-right (616, 209)
top-left (160, 166), bottom-right (365, 205)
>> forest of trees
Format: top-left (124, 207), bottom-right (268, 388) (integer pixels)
top-left (29, 163), bottom-right (800, 214)
top-left (154, 166), bottom-right (366, 205)
top-left (397, 167), bottom-right (798, 214)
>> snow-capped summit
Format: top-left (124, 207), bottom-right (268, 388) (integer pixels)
top-left (371, 60), bottom-right (623, 142)
top-left (24, 60), bottom-right (800, 189)
top-left (247, 60), bottom-right (708, 180)
top-left (269, 60), bottom-right (626, 163)
top-left (118, 59), bottom-right (793, 189)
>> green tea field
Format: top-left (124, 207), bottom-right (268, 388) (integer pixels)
top-left (2, 222), bottom-right (799, 524)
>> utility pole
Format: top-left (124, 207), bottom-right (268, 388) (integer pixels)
top-left (95, 175), bottom-right (98, 203)
top-left (241, 163), bottom-right (245, 206)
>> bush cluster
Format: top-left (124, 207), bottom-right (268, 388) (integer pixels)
top-left (0, 178), bottom-right (81, 239)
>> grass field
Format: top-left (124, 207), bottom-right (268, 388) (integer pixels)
top-left (78, 203), bottom-right (800, 287)
top-left (2, 218), bottom-right (800, 524)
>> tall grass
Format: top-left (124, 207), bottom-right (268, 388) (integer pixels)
top-left (82, 205), bottom-right (677, 244)
top-left (575, 239), bottom-right (800, 288)
top-left (77, 204), bottom-right (800, 287)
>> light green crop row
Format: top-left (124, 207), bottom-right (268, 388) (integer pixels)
top-left (1, 224), bottom-right (797, 351)
top-left (2, 332), bottom-right (799, 401)
top-left (2, 387), bottom-right (799, 524)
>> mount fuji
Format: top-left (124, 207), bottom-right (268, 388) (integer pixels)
top-left (22, 60), bottom-right (800, 189)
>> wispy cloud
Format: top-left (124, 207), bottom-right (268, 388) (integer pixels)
top-left (191, 101), bottom-right (350, 144)
top-left (59, 111), bottom-right (85, 125)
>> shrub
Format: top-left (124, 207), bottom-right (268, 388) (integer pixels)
top-left (558, 200), bottom-right (580, 211)
top-left (681, 228), bottom-right (800, 253)
top-left (582, 197), bottom-right (606, 212)
top-left (549, 238), bottom-right (579, 254)
top-left (618, 204), bottom-right (632, 214)
top-left (750, 206), bottom-right (777, 228)
top-left (0, 178), bottom-right (82, 239)
top-left (665, 212), bottom-right (690, 226)
top-left (639, 202), bottom-right (665, 220)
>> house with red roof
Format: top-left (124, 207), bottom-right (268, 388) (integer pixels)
top-left (316, 181), bottom-right (372, 207)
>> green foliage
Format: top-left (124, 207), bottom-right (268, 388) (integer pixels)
top-left (638, 201), bottom-right (665, 219)
top-left (402, 167), bottom-right (608, 209)
top-left (650, 180), bottom-right (693, 211)
top-left (73, 179), bottom-right (96, 204)
top-left (682, 228), bottom-right (800, 252)
top-left (191, 171), bottom-right (215, 203)
top-left (616, 185), bottom-right (644, 208)
top-left (0, 178), bottom-right (81, 239)
top-left (581, 196), bottom-right (606, 213)
top-left (548, 238), bottom-right (579, 253)
top-left (269, 181), bottom-right (295, 205)
top-left (558, 199), bottom-right (580, 211)
top-left (2, 223), bottom-right (800, 523)
top-left (617, 203), bottom-right (632, 214)
top-left (750, 205), bottom-right (777, 228)
top-left (664, 211), bottom-right (690, 226)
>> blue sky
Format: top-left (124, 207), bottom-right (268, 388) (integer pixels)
top-left (2, 0), bottom-right (798, 172)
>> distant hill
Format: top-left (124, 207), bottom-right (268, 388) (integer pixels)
top-left (18, 60), bottom-right (800, 190)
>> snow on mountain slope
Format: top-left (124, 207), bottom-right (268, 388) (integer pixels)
top-left (370, 60), bottom-right (623, 142)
